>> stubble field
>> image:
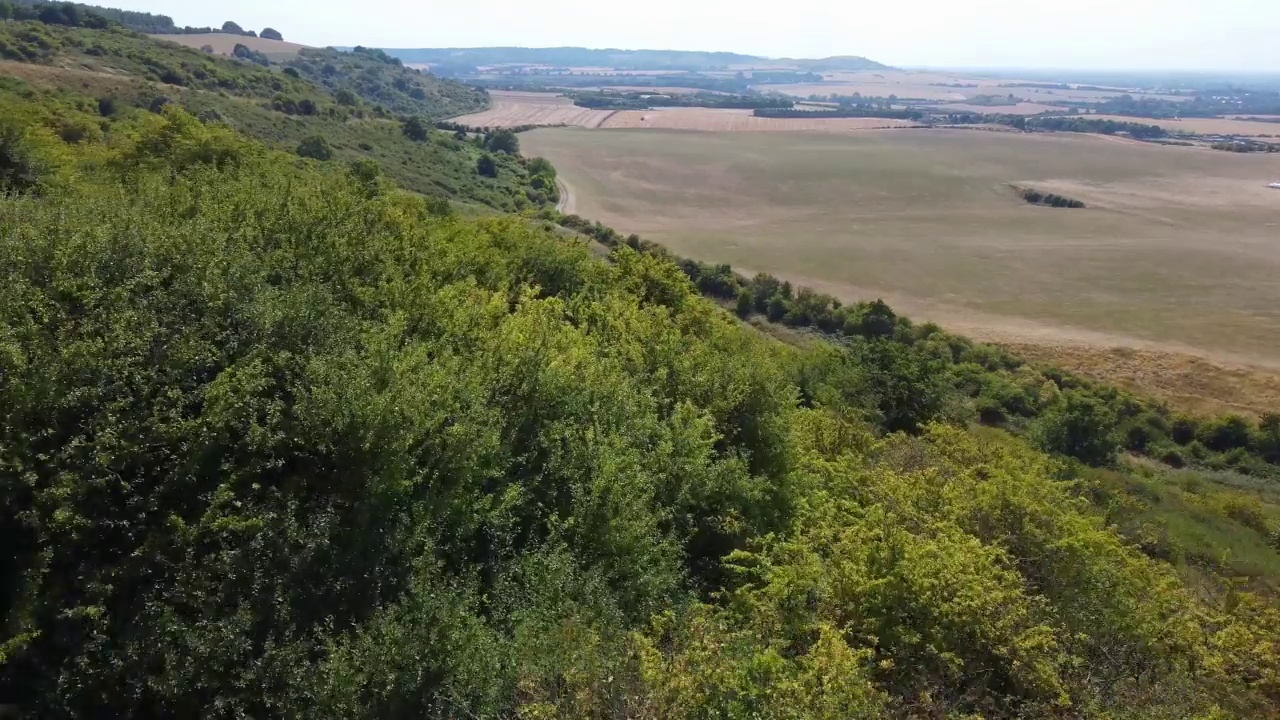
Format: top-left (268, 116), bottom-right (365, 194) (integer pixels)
top-left (450, 90), bottom-right (615, 127)
top-left (149, 33), bottom-right (307, 59)
top-left (523, 127), bottom-right (1280, 377)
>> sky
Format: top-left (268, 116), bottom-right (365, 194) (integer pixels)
top-left (112, 0), bottom-right (1280, 70)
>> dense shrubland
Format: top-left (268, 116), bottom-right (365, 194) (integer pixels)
top-left (284, 46), bottom-right (489, 119)
top-left (0, 17), bottom-right (545, 211)
top-left (3, 19), bottom-right (1280, 719)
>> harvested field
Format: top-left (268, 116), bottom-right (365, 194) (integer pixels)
top-left (524, 127), bottom-right (1280, 370)
top-left (149, 33), bottom-right (307, 59)
top-left (450, 90), bottom-right (614, 127)
top-left (1085, 114), bottom-right (1280, 140)
top-left (598, 108), bottom-right (918, 131)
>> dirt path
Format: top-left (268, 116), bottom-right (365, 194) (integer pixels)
top-left (555, 177), bottom-right (576, 214)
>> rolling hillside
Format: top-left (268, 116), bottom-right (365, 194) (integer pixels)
top-left (2, 7), bottom-right (1280, 719)
top-left (0, 17), bottom-right (521, 208)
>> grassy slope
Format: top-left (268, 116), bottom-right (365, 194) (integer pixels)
top-left (284, 46), bottom-right (489, 119)
top-left (0, 21), bottom-right (538, 211)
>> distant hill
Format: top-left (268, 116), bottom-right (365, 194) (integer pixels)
top-left (377, 46), bottom-right (889, 73)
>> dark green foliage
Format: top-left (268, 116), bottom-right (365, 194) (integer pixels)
top-left (1032, 390), bottom-right (1121, 465)
top-left (401, 116), bottom-right (429, 141)
top-left (0, 123), bottom-right (45, 194)
top-left (260, 27), bottom-right (283, 41)
top-left (476, 153), bottom-right (497, 177)
top-left (945, 113), bottom-right (1168, 139)
top-left (735, 288), bottom-right (753, 318)
top-left (1199, 415), bottom-right (1254, 452)
top-left (0, 138), bottom-right (803, 712)
top-left (3, 0), bottom-right (176, 32)
top-left (232, 42), bottom-right (269, 66)
top-left (96, 94), bottom-right (115, 116)
top-left (484, 128), bottom-right (519, 154)
top-left (1019, 187), bottom-right (1086, 208)
top-left (221, 20), bottom-right (244, 34)
top-left (296, 134), bottom-right (333, 160)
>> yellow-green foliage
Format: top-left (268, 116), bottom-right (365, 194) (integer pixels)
top-left (2, 97), bottom-right (1279, 719)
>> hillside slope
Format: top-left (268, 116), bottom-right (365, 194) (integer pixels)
top-left (0, 19), bottom-right (540, 210)
top-left (2, 9), bottom-right (1279, 720)
top-left (285, 46), bottom-right (489, 118)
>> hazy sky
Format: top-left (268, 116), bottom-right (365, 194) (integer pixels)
top-left (114, 0), bottom-right (1280, 70)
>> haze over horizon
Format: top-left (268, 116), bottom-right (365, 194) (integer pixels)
top-left (105, 0), bottom-right (1280, 71)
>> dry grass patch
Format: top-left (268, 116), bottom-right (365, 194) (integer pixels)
top-left (451, 90), bottom-right (614, 127)
top-left (149, 33), bottom-right (307, 60)
top-left (1007, 344), bottom-right (1280, 418)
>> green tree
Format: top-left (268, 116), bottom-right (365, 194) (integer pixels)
top-left (476, 153), bottom-right (497, 177)
top-left (295, 135), bottom-right (333, 161)
top-left (485, 129), bottom-right (519, 154)
top-left (735, 288), bottom-right (753, 318)
top-left (222, 20), bottom-right (245, 34)
top-left (260, 27), bottom-right (283, 41)
top-left (1031, 390), bottom-right (1120, 465)
top-left (402, 116), bottom-right (429, 142)
top-left (0, 124), bottom-right (45, 194)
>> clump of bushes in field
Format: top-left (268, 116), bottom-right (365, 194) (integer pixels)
top-left (1017, 186), bottom-right (1086, 208)
top-left (1211, 139), bottom-right (1280, 153)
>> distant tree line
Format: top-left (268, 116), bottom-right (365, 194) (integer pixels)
top-left (1211, 139), bottom-right (1280, 153)
top-left (941, 113), bottom-right (1168, 138)
top-left (0, 1), bottom-right (109, 27)
top-left (755, 106), bottom-right (924, 120)
top-left (570, 90), bottom-right (793, 111)
top-left (1029, 116), bottom-right (1167, 138)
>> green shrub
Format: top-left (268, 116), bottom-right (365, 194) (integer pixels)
top-left (1031, 390), bottom-right (1120, 465)
top-left (0, 124), bottom-right (47, 194)
top-left (296, 134), bottom-right (333, 161)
